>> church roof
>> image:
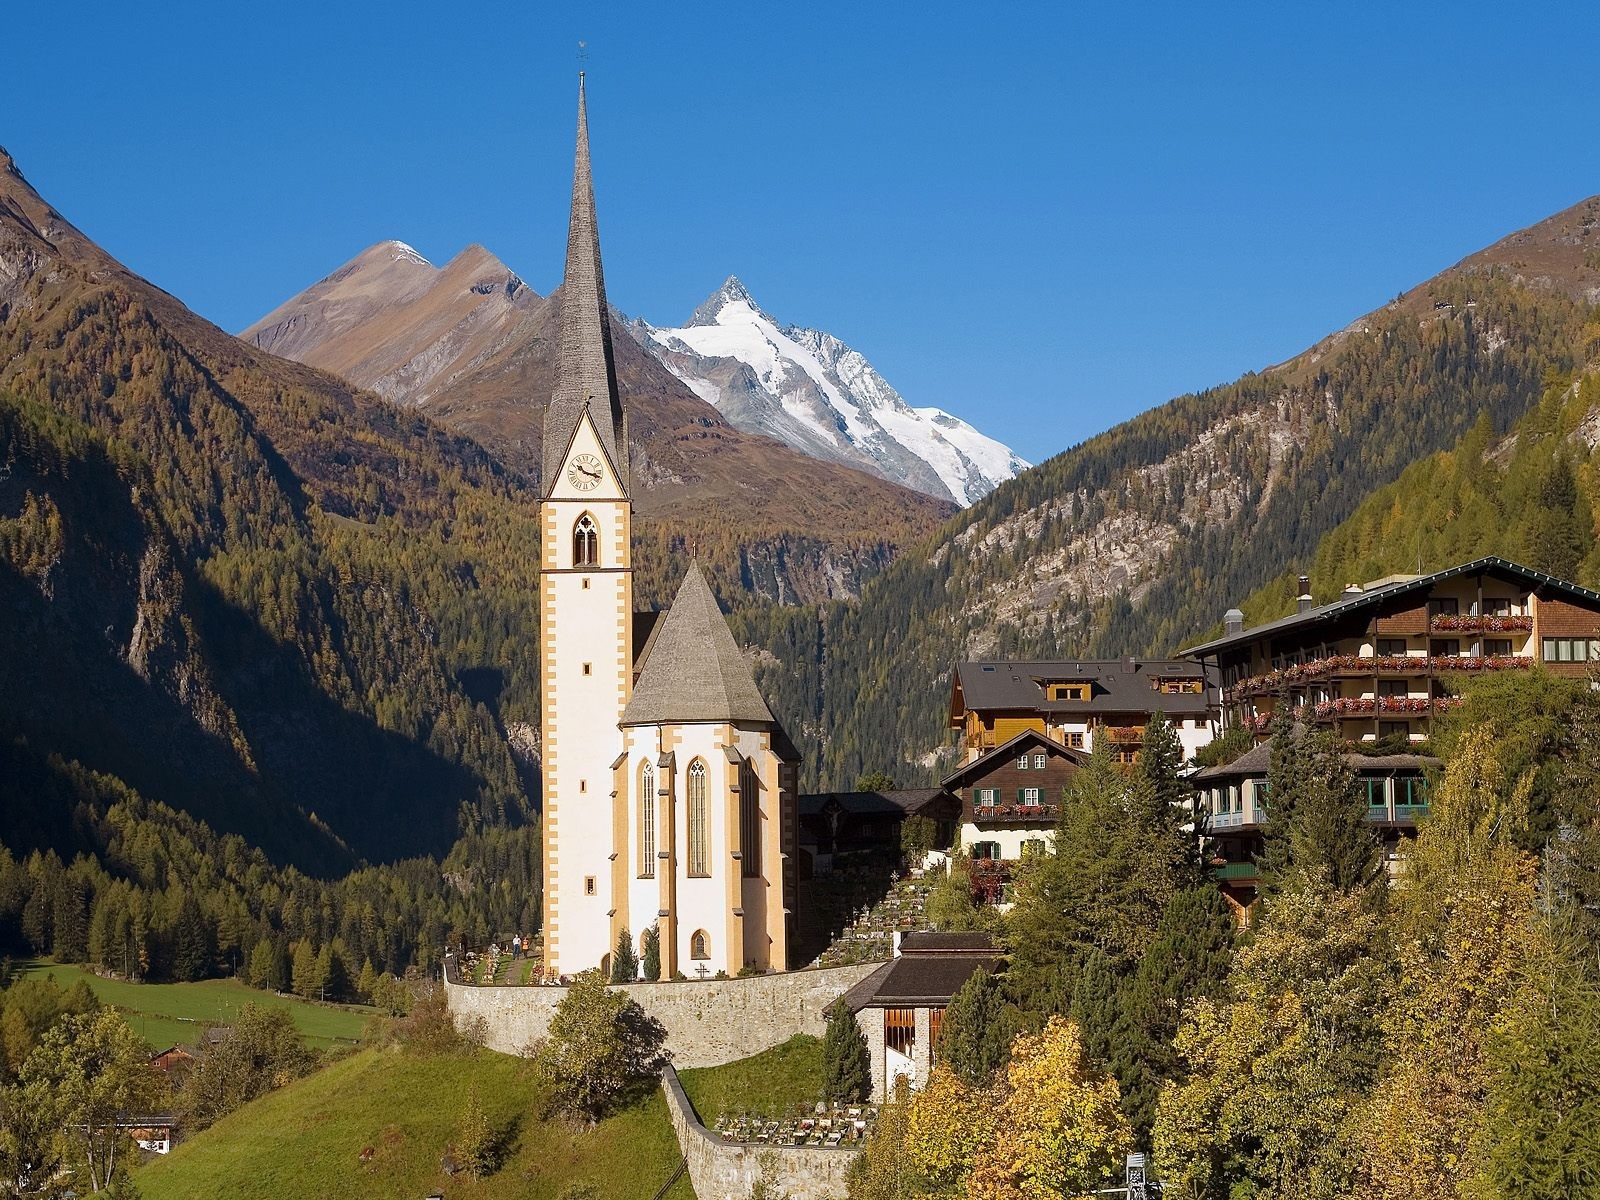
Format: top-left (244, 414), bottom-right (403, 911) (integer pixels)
top-left (542, 75), bottom-right (628, 497)
top-left (622, 564), bottom-right (775, 727)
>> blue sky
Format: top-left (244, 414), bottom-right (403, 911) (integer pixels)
top-left (8, 1), bottom-right (1600, 463)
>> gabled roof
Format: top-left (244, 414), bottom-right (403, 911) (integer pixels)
top-left (1185, 557), bottom-right (1600, 658)
top-left (621, 564), bottom-right (776, 727)
top-left (844, 951), bottom-right (1003, 1010)
top-left (798, 788), bottom-right (957, 818)
top-left (952, 659), bottom-right (1215, 718)
top-left (940, 728), bottom-right (1086, 790)
top-left (542, 75), bottom-right (628, 497)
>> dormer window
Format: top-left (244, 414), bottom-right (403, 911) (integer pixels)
top-left (1048, 683), bottom-right (1091, 702)
top-left (1155, 678), bottom-right (1204, 695)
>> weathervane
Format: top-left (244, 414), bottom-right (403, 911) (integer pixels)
top-left (578, 40), bottom-right (588, 72)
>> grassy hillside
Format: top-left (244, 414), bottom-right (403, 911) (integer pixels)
top-left (677, 1034), bottom-right (827, 1123)
top-left (137, 1047), bottom-right (693, 1200)
top-left (16, 961), bottom-right (370, 1052)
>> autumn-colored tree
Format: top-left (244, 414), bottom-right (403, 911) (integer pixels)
top-left (13, 1008), bottom-right (170, 1194)
top-left (903, 1066), bottom-right (997, 1196)
top-left (965, 1018), bottom-right (1132, 1200)
top-left (1154, 886), bottom-right (1387, 1200)
top-left (1357, 728), bottom-right (1538, 1198)
top-left (1461, 922), bottom-right (1600, 1198)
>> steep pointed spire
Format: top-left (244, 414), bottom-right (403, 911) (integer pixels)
top-left (543, 73), bottom-right (628, 495)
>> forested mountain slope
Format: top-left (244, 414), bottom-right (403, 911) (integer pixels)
top-left (752, 196), bottom-right (1600, 787)
top-left (244, 242), bottom-right (955, 606)
top-left (1231, 366), bottom-right (1600, 627)
top-left (0, 146), bottom-right (547, 870)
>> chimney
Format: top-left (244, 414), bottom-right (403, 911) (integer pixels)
top-left (1297, 575), bottom-right (1313, 614)
top-left (1224, 608), bottom-right (1244, 636)
top-left (1122, 656), bottom-right (1135, 673)
top-left (1343, 582), bottom-right (1364, 596)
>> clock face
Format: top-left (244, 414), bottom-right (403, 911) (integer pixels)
top-left (568, 453), bottom-right (603, 491)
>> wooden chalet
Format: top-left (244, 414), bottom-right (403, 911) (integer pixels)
top-left (949, 658), bottom-right (1219, 766)
top-left (1186, 557), bottom-right (1600, 744)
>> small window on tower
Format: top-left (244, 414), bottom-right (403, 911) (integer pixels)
top-left (579, 780), bottom-right (587, 793)
top-left (582, 663), bottom-right (592, 676)
top-left (582, 578), bottom-right (591, 590)
top-left (584, 876), bottom-right (597, 896)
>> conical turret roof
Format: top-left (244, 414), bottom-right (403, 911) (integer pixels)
top-left (542, 74), bottom-right (628, 495)
top-left (622, 564), bottom-right (775, 727)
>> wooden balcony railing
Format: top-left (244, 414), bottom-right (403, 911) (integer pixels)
top-left (1229, 654), bottom-right (1531, 699)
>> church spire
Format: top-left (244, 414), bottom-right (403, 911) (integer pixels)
top-left (543, 73), bottom-right (628, 496)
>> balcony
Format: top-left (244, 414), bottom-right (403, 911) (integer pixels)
top-left (1211, 862), bottom-right (1258, 883)
top-left (1429, 613), bottom-right (1532, 633)
top-left (1102, 726), bottom-right (1145, 745)
top-left (1369, 802), bottom-right (1431, 824)
top-left (1313, 696), bottom-right (1464, 720)
top-left (972, 803), bottom-right (1058, 826)
top-left (1228, 654), bottom-right (1531, 699)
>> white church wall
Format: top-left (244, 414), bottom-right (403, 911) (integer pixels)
top-left (542, 412), bottom-right (630, 976)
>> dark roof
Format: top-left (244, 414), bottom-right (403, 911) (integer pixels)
top-left (798, 788), bottom-right (956, 818)
top-left (632, 610), bottom-right (663, 670)
top-left (622, 565), bottom-right (775, 726)
top-left (846, 953), bottom-right (1001, 1009)
top-left (941, 728), bottom-right (1087, 790)
top-left (542, 76), bottom-right (628, 495)
top-left (1185, 557), bottom-right (1600, 658)
top-left (898, 931), bottom-right (997, 954)
top-left (1193, 742), bottom-right (1441, 781)
top-left (954, 658), bottom-right (1215, 718)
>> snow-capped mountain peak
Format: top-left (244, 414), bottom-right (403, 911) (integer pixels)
top-left (634, 280), bottom-right (1027, 505)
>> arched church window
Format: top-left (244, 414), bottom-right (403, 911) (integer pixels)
top-left (739, 760), bottom-right (760, 878)
top-left (690, 930), bottom-right (709, 960)
top-left (639, 760), bottom-right (656, 878)
top-left (573, 513), bottom-right (599, 567)
top-left (687, 759), bottom-right (709, 877)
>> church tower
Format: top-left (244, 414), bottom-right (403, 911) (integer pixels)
top-left (540, 74), bottom-right (632, 977)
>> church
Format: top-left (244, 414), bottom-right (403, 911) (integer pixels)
top-left (539, 77), bottom-right (800, 980)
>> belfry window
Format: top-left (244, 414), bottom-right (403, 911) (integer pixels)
top-left (687, 760), bottom-right (709, 877)
top-left (573, 513), bottom-right (599, 567)
top-left (640, 761), bottom-right (656, 878)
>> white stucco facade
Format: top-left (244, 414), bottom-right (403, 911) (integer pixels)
top-left (541, 412), bottom-right (632, 976)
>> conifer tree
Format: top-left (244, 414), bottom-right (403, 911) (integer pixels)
top-left (640, 925), bottom-right (661, 982)
top-left (934, 967), bottom-right (1013, 1087)
top-left (823, 1000), bottom-right (871, 1103)
top-left (610, 927), bottom-right (638, 983)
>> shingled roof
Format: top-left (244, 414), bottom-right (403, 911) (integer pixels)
top-left (542, 75), bottom-right (628, 496)
top-left (621, 564), bottom-right (775, 727)
top-left (953, 659), bottom-right (1215, 718)
top-left (1184, 557), bottom-right (1600, 658)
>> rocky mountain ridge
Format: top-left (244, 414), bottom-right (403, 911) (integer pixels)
top-left (243, 244), bottom-right (955, 606)
top-left (632, 276), bottom-right (1028, 505)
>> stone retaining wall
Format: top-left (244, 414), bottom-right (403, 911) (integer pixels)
top-left (445, 960), bottom-right (881, 1067)
top-left (660, 1065), bottom-right (857, 1200)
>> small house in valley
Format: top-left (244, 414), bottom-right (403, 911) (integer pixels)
top-left (843, 931), bottom-right (1002, 1100)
